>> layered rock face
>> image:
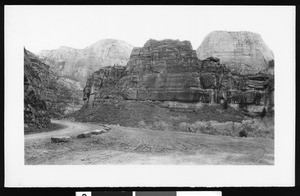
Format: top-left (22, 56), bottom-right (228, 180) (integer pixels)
top-left (197, 31), bottom-right (274, 75)
top-left (83, 65), bottom-right (127, 108)
top-left (119, 39), bottom-right (202, 102)
top-left (39, 39), bottom-right (134, 86)
top-left (24, 49), bottom-right (83, 129)
top-left (24, 49), bottom-right (51, 128)
top-left (198, 57), bottom-right (274, 115)
top-left (82, 39), bottom-right (274, 116)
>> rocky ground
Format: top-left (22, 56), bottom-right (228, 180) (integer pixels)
top-left (25, 119), bottom-right (274, 165)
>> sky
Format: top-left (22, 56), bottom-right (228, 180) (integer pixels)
top-left (5, 6), bottom-right (294, 54)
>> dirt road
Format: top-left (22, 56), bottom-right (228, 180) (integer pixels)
top-left (25, 119), bottom-right (274, 165)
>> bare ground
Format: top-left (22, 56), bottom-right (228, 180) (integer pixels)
top-left (25, 119), bottom-right (274, 165)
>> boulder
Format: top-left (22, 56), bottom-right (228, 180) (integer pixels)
top-left (76, 132), bottom-right (92, 138)
top-left (51, 136), bottom-right (71, 143)
top-left (91, 129), bottom-right (106, 135)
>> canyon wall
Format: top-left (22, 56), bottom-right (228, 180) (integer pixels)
top-left (82, 37), bottom-right (274, 116)
top-left (197, 31), bottom-right (274, 75)
top-left (24, 48), bottom-right (83, 129)
top-left (39, 39), bottom-right (134, 87)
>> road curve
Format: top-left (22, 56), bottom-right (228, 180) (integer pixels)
top-left (25, 119), bottom-right (274, 165)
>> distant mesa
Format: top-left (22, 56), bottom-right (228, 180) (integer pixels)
top-left (38, 39), bottom-right (134, 87)
top-left (196, 31), bottom-right (274, 75)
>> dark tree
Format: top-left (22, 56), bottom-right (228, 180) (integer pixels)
top-left (260, 107), bottom-right (267, 118)
top-left (223, 99), bottom-right (228, 109)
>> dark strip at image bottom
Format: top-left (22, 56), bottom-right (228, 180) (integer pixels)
top-left (136, 192), bottom-right (176, 196)
top-left (85, 191), bottom-right (221, 196)
top-left (91, 192), bottom-right (176, 196)
top-left (92, 192), bottom-right (132, 196)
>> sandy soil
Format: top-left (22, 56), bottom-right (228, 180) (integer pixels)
top-left (25, 119), bottom-right (274, 165)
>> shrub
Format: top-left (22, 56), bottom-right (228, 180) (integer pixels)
top-left (239, 129), bottom-right (248, 137)
top-left (260, 107), bottom-right (266, 118)
top-left (222, 99), bottom-right (228, 109)
top-left (178, 118), bottom-right (274, 139)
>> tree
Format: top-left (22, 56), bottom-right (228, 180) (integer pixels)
top-left (260, 107), bottom-right (267, 119)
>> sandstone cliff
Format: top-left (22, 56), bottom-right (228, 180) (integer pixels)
top-left (119, 39), bottom-right (202, 102)
top-left (24, 48), bottom-right (83, 130)
top-left (83, 65), bottom-right (127, 108)
top-left (82, 39), bottom-right (274, 116)
top-left (24, 49), bottom-right (51, 128)
top-left (198, 57), bottom-right (274, 115)
top-left (197, 31), bottom-right (274, 75)
top-left (39, 39), bottom-right (134, 86)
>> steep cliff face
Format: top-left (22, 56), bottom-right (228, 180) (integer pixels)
top-left (119, 39), bottom-right (202, 102)
top-left (24, 49), bottom-right (51, 128)
top-left (197, 31), bottom-right (274, 75)
top-left (198, 57), bottom-right (274, 115)
top-left (39, 39), bottom-right (134, 86)
top-left (82, 39), bottom-right (274, 117)
top-left (24, 49), bottom-right (83, 130)
top-left (83, 65), bottom-right (127, 108)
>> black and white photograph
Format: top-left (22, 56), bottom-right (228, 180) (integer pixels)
top-left (5, 5), bottom-right (295, 187)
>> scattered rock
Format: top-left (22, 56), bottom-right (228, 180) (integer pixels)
top-left (51, 136), bottom-right (71, 143)
top-left (76, 132), bottom-right (92, 138)
top-left (103, 126), bottom-right (111, 131)
top-left (91, 129), bottom-right (106, 135)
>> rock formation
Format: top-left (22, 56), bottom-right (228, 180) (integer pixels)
top-left (82, 39), bottom-right (274, 116)
top-left (119, 39), bottom-right (202, 102)
top-left (24, 48), bottom-right (83, 130)
top-left (24, 49), bottom-right (51, 128)
top-left (197, 31), bottom-right (274, 75)
top-left (83, 65), bottom-right (127, 108)
top-left (39, 39), bottom-right (134, 86)
top-left (198, 57), bottom-right (274, 115)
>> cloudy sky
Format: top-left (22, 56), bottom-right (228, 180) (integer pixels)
top-left (5, 6), bottom-right (295, 54)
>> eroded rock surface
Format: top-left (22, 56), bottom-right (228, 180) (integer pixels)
top-left (119, 39), bottom-right (202, 102)
top-left (83, 65), bottom-right (127, 108)
top-left (198, 57), bottom-right (274, 114)
top-left (24, 49), bottom-right (51, 128)
top-left (24, 48), bottom-right (83, 130)
top-left (82, 39), bottom-right (274, 116)
top-left (39, 39), bottom-right (134, 86)
top-left (197, 31), bottom-right (274, 75)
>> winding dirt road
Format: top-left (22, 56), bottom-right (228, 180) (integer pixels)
top-left (25, 119), bottom-right (274, 165)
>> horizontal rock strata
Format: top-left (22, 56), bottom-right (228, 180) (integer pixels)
top-left (119, 39), bottom-right (202, 102)
top-left (82, 39), bottom-right (274, 115)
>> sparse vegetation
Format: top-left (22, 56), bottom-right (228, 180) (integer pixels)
top-left (67, 100), bottom-right (273, 139)
top-left (178, 118), bottom-right (274, 139)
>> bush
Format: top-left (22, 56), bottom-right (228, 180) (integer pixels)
top-left (260, 107), bottom-right (266, 118)
top-left (222, 99), bottom-right (228, 109)
top-left (239, 129), bottom-right (248, 137)
top-left (178, 118), bottom-right (274, 139)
